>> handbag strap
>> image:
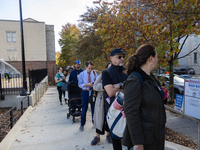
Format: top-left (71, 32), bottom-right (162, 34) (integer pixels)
top-left (115, 72), bottom-right (142, 101)
top-left (128, 72), bottom-right (143, 88)
top-left (93, 70), bottom-right (96, 81)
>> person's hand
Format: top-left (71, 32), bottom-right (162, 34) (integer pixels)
top-left (88, 82), bottom-right (93, 86)
top-left (60, 78), bottom-right (63, 82)
top-left (133, 145), bottom-right (143, 150)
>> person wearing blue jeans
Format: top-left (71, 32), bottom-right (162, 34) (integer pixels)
top-left (78, 61), bottom-right (98, 131)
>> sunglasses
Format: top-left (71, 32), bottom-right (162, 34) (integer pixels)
top-left (116, 55), bottom-right (125, 59)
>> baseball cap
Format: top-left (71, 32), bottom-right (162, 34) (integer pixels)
top-left (110, 48), bottom-right (128, 56)
top-left (75, 60), bottom-right (81, 64)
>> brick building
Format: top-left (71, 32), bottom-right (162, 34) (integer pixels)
top-left (0, 18), bottom-right (56, 81)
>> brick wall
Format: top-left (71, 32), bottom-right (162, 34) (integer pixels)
top-left (6, 61), bottom-right (56, 82)
top-left (46, 61), bottom-right (57, 81)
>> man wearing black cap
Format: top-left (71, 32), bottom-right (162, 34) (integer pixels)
top-left (102, 48), bottom-right (128, 150)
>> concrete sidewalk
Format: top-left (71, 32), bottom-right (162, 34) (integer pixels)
top-left (166, 110), bottom-right (198, 144)
top-left (8, 87), bottom-right (193, 150)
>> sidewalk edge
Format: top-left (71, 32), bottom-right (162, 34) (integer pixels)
top-left (0, 106), bottom-right (33, 150)
top-left (165, 140), bottom-right (193, 150)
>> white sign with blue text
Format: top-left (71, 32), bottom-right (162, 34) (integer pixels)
top-left (184, 78), bottom-right (200, 120)
top-left (174, 94), bottom-right (184, 112)
top-left (185, 79), bottom-right (200, 98)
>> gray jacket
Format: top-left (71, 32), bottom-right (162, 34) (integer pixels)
top-left (122, 68), bottom-right (166, 150)
top-left (93, 74), bottom-right (105, 131)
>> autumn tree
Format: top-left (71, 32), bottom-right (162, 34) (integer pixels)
top-left (56, 51), bottom-right (66, 69)
top-left (77, 5), bottom-right (111, 71)
top-left (95, 0), bottom-right (200, 100)
top-left (58, 23), bottom-right (81, 68)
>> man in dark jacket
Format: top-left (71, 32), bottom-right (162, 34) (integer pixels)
top-left (69, 60), bottom-right (84, 83)
top-left (102, 48), bottom-right (128, 150)
top-left (68, 60), bottom-right (84, 112)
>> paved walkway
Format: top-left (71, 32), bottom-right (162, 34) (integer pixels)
top-left (8, 87), bottom-right (193, 150)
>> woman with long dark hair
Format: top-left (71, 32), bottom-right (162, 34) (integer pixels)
top-left (123, 44), bottom-right (166, 150)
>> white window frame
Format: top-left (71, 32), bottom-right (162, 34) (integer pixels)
top-left (7, 49), bottom-right (17, 61)
top-left (6, 31), bottom-right (16, 43)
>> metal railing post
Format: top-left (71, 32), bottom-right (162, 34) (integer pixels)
top-left (0, 73), bottom-right (2, 100)
top-left (28, 69), bottom-right (31, 94)
top-left (28, 95), bottom-right (29, 106)
top-left (10, 109), bottom-right (13, 128)
top-left (198, 122), bottom-right (200, 150)
top-left (21, 101), bottom-right (23, 115)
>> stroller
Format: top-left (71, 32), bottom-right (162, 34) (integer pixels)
top-left (67, 82), bottom-right (82, 123)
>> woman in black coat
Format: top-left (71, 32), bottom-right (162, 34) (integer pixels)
top-left (123, 44), bottom-right (166, 150)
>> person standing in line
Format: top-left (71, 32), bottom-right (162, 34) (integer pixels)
top-left (55, 67), bottom-right (65, 105)
top-left (68, 61), bottom-right (83, 113)
top-left (91, 62), bottom-right (112, 145)
top-left (102, 48), bottom-right (128, 150)
top-left (69, 60), bottom-right (83, 83)
top-left (65, 67), bottom-right (73, 104)
top-left (63, 69), bottom-right (68, 104)
top-left (78, 61), bottom-right (98, 131)
top-left (123, 44), bottom-right (166, 150)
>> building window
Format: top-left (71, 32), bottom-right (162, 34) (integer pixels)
top-left (6, 32), bottom-right (16, 43)
top-left (7, 49), bottom-right (17, 61)
top-left (194, 52), bottom-right (197, 64)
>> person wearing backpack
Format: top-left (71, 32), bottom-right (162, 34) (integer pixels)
top-left (78, 61), bottom-right (98, 131)
top-left (123, 44), bottom-right (166, 150)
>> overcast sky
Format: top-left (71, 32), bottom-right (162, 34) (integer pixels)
top-left (0, 0), bottom-right (102, 52)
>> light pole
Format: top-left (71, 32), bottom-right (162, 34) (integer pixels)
top-left (19, 0), bottom-right (28, 96)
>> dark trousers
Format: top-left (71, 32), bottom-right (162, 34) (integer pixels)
top-left (81, 90), bottom-right (94, 126)
top-left (105, 100), bottom-right (122, 150)
top-left (57, 86), bottom-right (65, 102)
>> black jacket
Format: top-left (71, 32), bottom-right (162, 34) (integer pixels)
top-left (122, 68), bottom-right (166, 150)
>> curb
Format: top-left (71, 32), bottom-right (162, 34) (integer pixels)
top-left (0, 106), bottom-right (33, 150)
top-left (165, 141), bottom-right (193, 150)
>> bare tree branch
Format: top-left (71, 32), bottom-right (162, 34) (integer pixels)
top-left (177, 43), bottom-right (200, 60)
top-left (174, 35), bottom-right (189, 59)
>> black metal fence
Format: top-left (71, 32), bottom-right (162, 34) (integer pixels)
top-left (0, 96), bottom-right (29, 142)
top-left (29, 68), bottom-right (47, 93)
top-left (0, 73), bottom-right (23, 96)
top-left (0, 68), bottom-right (48, 100)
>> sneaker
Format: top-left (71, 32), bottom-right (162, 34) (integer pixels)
top-left (91, 136), bottom-right (100, 145)
top-left (60, 102), bottom-right (62, 105)
top-left (106, 135), bottom-right (112, 143)
top-left (79, 125), bottom-right (84, 131)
